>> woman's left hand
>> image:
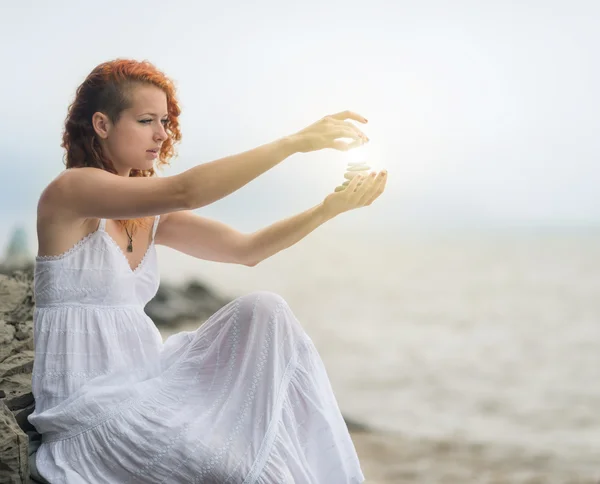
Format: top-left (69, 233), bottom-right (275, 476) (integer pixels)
top-left (322, 170), bottom-right (388, 218)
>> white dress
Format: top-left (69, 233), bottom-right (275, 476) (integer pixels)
top-left (28, 216), bottom-right (365, 483)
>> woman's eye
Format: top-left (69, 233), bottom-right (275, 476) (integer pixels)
top-left (139, 119), bottom-right (168, 126)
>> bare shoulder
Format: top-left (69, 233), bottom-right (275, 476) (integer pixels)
top-left (37, 168), bottom-right (73, 216)
top-left (36, 168), bottom-right (98, 258)
top-left (39, 165), bottom-right (187, 222)
top-left (38, 167), bottom-right (92, 213)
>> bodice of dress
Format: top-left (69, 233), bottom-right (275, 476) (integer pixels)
top-left (34, 216), bottom-right (161, 309)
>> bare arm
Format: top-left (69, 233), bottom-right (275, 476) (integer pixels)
top-left (244, 169), bottom-right (387, 265)
top-left (40, 110), bottom-right (368, 221)
top-left (181, 137), bottom-right (295, 211)
top-left (244, 203), bottom-right (332, 266)
top-left (154, 204), bottom-right (332, 267)
top-left (155, 210), bottom-right (250, 265)
top-left (41, 137), bottom-right (295, 221)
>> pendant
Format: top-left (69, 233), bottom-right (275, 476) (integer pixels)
top-left (127, 242), bottom-right (133, 253)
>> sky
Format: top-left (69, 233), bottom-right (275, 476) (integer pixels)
top-left (1, 0), bottom-right (599, 254)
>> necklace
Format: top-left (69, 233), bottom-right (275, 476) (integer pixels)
top-left (124, 226), bottom-right (134, 252)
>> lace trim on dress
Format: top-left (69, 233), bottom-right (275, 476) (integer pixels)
top-left (32, 369), bottom-right (112, 379)
top-left (37, 327), bottom-right (138, 335)
top-left (36, 215), bottom-right (159, 269)
top-left (36, 350), bottom-right (140, 357)
top-left (36, 230), bottom-right (98, 261)
top-left (35, 303), bottom-right (143, 310)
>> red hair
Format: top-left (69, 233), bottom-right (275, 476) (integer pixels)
top-left (61, 58), bottom-right (182, 232)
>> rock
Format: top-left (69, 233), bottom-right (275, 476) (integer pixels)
top-left (144, 279), bottom-right (232, 328)
top-left (0, 272), bottom-right (35, 483)
top-left (13, 401), bottom-right (36, 433)
top-left (344, 416), bottom-right (372, 433)
top-left (0, 399), bottom-right (29, 483)
top-left (346, 165), bottom-right (371, 172)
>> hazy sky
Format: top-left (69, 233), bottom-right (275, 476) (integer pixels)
top-left (1, 0), bottom-right (599, 253)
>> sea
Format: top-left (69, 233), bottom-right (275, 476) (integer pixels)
top-left (154, 226), bottom-right (600, 472)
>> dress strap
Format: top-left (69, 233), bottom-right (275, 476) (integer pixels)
top-left (151, 215), bottom-right (160, 240)
top-left (97, 218), bottom-right (107, 232)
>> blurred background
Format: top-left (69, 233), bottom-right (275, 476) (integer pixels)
top-left (1, 1), bottom-right (599, 482)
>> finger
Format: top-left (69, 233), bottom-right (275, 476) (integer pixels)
top-left (352, 174), bottom-right (372, 194)
top-left (365, 174), bottom-right (387, 205)
top-left (356, 172), bottom-right (378, 201)
top-left (331, 127), bottom-right (364, 142)
top-left (365, 183), bottom-right (386, 205)
top-left (329, 110), bottom-right (368, 124)
top-left (337, 120), bottom-right (369, 142)
top-left (356, 171), bottom-right (381, 198)
top-left (336, 173), bottom-right (364, 192)
top-left (348, 174), bottom-right (365, 192)
top-left (369, 171), bottom-right (387, 191)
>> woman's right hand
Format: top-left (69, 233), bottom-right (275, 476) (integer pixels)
top-left (290, 110), bottom-right (369, 153)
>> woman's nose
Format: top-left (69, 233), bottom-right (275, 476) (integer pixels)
top-left (155, 122), bottom-right (168, 141)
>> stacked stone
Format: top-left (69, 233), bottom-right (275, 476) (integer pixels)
top-left (335, 161), bottom-right (372, 192)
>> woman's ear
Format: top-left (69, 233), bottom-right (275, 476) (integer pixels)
top-left (92, 112), bottom-right (111, 139)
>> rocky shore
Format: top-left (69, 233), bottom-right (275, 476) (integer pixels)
top-left (1, 267), bottom-right (597, 483)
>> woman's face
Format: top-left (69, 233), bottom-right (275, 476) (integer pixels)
top-left (94, 84), bottom-right (169, 176)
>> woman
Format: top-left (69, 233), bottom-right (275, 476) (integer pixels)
top-left (29, 58), bottom-right (387, 483)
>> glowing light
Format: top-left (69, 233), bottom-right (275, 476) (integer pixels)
top-left (345, 141), bottom-right (382, 173)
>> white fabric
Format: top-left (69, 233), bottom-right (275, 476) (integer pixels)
top-left (28, 216), bottom-right (365, 483)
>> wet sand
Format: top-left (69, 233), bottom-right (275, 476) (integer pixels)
top-left (350, 429), bottom-right (598, 484)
